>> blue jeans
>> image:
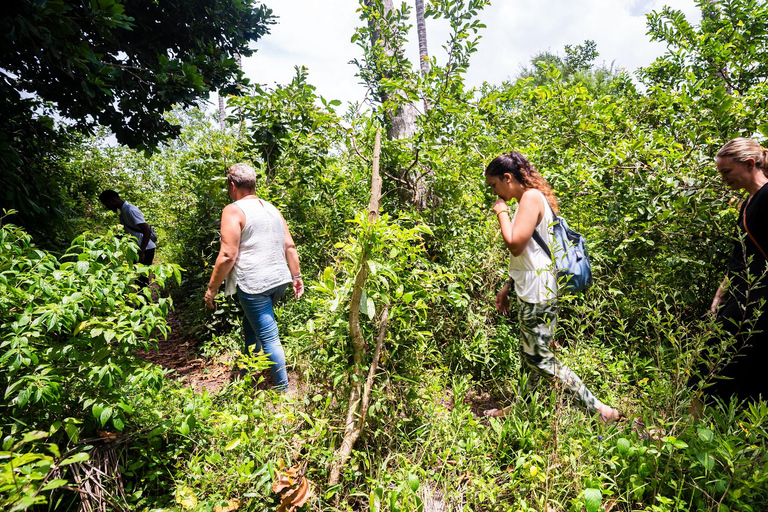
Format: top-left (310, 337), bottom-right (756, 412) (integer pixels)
top-left (237, 283), bottom-right (288, 391)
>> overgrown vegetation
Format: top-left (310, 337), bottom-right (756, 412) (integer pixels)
top-left (2, 0), bottom-right (768, 511)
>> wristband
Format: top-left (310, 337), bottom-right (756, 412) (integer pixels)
top-left (292, 273), bottom-right (302, 279)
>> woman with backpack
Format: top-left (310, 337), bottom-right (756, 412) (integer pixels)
top-left (483, 151), bottom-right (621, 422)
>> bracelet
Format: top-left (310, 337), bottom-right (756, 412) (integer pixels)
top-left (496, 209), bottom-right (508, 217)
top-left (292, 273), bottom-right (302, 279)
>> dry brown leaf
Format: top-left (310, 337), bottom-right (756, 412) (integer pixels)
top-left (272, 466), bottom-right (300, 493)
top-left (214, 498), bottom-right (241, 512)
top-left (276, 476), bottom-right (314, 512)
top-left (603, 499), bottom-right (617, 512)
top-left (272, 474), bottom-right (292, 493)
top-left (96, 430), bottom-right (118, 443)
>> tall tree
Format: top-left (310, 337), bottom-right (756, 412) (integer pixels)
top-left (363, 0), bottom-right (418, 142)
top-left (1, 0), bottom-right (274, 150)
top-left (0, 0), bottom-right (274, 246)
top-left (415, 0), bottom-right (430, 77)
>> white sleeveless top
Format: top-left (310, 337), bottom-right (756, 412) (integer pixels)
top-left (508, 189), bottom-right (557, 303)
top-left (225, 198), bottom-right (292, 295)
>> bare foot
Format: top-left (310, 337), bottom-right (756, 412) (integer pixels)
top-left (483, 407), bottom-right (509, 418)
top-left (597, 404), bottom-right (623, 424)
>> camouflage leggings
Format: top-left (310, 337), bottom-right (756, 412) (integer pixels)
top-left (517, 298), bottom-right (603, 414)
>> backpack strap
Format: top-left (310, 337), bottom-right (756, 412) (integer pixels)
top-left (531, 229), bottom-right (552, 260)
top-left (530, 190), bottom-right (554, 261)
top-left (743, 195), bottom-right (768, 260)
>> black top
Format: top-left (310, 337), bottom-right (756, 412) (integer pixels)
top-left (728, 182), bottom-right (768, 296)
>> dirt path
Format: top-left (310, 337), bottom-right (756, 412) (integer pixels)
top-left (137, 311), bottom-right (234, 393)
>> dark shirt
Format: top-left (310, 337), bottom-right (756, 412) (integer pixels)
top-left (728, 182), bottom-right (768, 298)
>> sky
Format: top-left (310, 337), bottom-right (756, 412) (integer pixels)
top-left (236, 0), bottom-right (703, 108)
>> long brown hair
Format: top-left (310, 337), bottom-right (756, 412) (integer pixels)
top-left (484, 151), bottom-right (560, 214)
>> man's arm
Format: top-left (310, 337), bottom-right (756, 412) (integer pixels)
top-left (204, 204), bottom-right (244, 309)
top-left (281, 214), bottom-right (303, 299)
top-left (136, 223), bottom-right (152, 258)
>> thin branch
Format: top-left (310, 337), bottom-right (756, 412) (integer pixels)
top-left (358, 305), bottom-right (390, 429)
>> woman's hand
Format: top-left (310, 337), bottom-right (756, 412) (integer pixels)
top-left (492, 198), bottom-right (508, 215)
top-left (495, 282), bottom-right (511, 313)
top-left (710, 278), bottom-right (728, 314)
top-left (709, 295), bottom-right (722, 315)
top-left (204, 288), bottom-right (217, 310)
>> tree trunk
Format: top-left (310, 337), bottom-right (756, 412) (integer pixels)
top-left (364, 0), bottom-right (432, 208)
top-left (328, 130), bottom-right (388, 488)
top-left (415, 0), bottom-right (430, 78)
top-left (218, 93), bottom-right (226, 131)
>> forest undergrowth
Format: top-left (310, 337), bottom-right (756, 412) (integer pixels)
top-left (3, 0), bottom-right (768, 510)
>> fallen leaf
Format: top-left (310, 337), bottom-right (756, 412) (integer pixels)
top-left (272, 466), bottom-right (300, 493)
top-left (277, 476), bottom-right (314, 512)
top-left (96, 430), bottom-right (118, 443)
top-left (214, 498), bottom-right (241, 512)
top-left (175, 486), bottom-right (197, 511)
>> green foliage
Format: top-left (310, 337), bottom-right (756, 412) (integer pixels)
top-left (5, 0), bottom-right (768, 510)
top-left (0, 429), bottom-right (84, 512)
top-left (0, 0), bottom-right (274, 251)
top-left (1, 0), bottom-right (275, 149)
top-left (230, 66), bottom-right (343, 179)
top-left (0, 222), bottom-right (180, 433)
top-left (303, 209), bottom-right (440, 410)
top-left (515, 40), bottom-right (628, 95)
top-left (641, 0), bottom-right (768, 141)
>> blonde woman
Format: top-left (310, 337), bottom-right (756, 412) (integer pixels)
top-left (703, 138), bottom-right (768, 400)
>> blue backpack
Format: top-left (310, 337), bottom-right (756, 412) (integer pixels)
top-left (531, 205), bottom-right (592, 293)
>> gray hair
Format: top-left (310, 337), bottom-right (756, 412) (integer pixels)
top-left (717, 137), bottom-right (768, 173)
top-left (226, 163), bottom-right (256, 191)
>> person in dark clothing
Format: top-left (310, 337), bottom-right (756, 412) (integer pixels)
top-left (701, 138), bottom-right (768, 401)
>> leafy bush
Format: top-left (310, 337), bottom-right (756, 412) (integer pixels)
top-left (0, 220), bottom-right (180, 508)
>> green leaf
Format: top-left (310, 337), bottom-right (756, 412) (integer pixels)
top-left (225, 438), bottom-right (241, 451)
top-left (64, 423), bottom-right (79, 444)
top-left (175, 486), bottom-right (198, 510)
top-left (60, 452), bottom-right (89, 466)
top-left (616, 438), bottom-right (630, 456)
top-left (696, 450), bottom-right (715, 471)
top-left (408, 473), bottom-right (419, 492)
top-left (583, 488), bottom-right (601, 512)
top-left (76, 261), bottom-right (90, 275)
top-left (696, 428), bottom-right (713, 442)
top-left (99, 407), bottom-right (112, 426)
top-left (41, 479), bottom-right (69, 492)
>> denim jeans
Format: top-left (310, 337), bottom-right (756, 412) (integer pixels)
top-left (237, 283), bottom-right (289, 391)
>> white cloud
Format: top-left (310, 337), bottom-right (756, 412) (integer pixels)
top-left (238, 0), bottom-right (702, 107)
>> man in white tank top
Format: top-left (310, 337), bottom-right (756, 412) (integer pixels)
top-left (205, 164), bottom-right (304, 391)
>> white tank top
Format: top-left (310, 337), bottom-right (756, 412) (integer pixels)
top-left (225, 198), bottom-right (292, 295)
top-left (508, 189), bottom-right (557, 303)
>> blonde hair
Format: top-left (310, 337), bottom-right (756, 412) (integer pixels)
top-left (717, 138), bottom-right (768, 176)
top-left (227, 163), bottom-right (256, 191)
